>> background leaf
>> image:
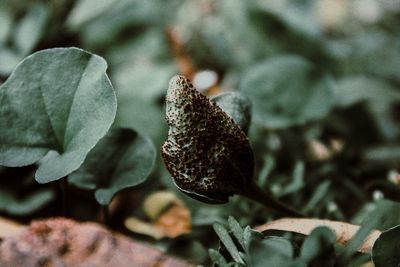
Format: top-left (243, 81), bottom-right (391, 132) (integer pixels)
top-left (0, 188), bottom-right (54, 216)
top-left (0, 47), bottom-right (117, 183)
top-left (240, 55), bottom-right (334, 129)
top-left (68, 128), bottom-right (156, 205)
top-left (372, 225), bottom-right (400, 267)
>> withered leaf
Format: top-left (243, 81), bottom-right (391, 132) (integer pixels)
top-left (161, 75), bottom-right (254, 203)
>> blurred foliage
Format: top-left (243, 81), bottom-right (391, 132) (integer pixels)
top-left (0, 0), bottom-right (400, 266)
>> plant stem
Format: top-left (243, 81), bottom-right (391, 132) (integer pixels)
top-left (59, 178), bottom-right (69, 217)
top-left (241, 182), bottom-right (305, 217)
top-left (102, 205), bottom-right (109, 225)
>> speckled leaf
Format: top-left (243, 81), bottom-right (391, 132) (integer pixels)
top-left (161, 75), bottom-right (254, 204)
top-left (0, 48), bottom-right (117, 183)
top-left (68, 128), bottom-right (156, 205)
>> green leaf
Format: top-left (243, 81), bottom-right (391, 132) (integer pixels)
top-left (13, 3), bottom-right (48, 54)
top-left (0, 188), bottom-right (54, 216)
top-left (302, 181), bottom-right (331, 213)
top-left (68, 128), bottom-right (156, 205)
top-left (248, 236), bottom-right (296, 267)
top-left (334, 76), bottom-right (400, 108)
top-left (343, 200), bottom-right (400, 259)
top-left (66, 0), bottom-right (119, 30)
top-left (228, 216), bottom-right (246, 251)
top-left (240, 55), bottom-right (334, 129)
top-left (0, 48), bottom-right (117, 183)
top-left (372, 225), bottom-right (400, 267)
top-left (278, 160), bottom-right (305, 197)
top-left (0, 4), bottom-right (13, 45)
top-left (213, 222), bottom-right (245, 264)
top-left (0, 48), bottom-right (21, 76)
top-left (300, 226), bottom-right (336, 264)
top-left (209, 249), bottom-right (229, 267)
top-left (211, 92), bottom-right (252, 134)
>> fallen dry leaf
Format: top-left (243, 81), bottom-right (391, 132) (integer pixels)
top-left (0, 217), bottom-right (192, 267)
top-left (126, 191), bottom-right (191, 239)
top-left (154, 203), bottom-right (191, 238)
top-left (256, 218), bottom-right (381, 253)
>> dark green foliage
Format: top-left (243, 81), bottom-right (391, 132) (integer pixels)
top-left (68, 128), bottom-right (156, 205)
top-left (372, 226), bottom-right (400, 267)
top-left (0, 0), bottom-right (399, 266)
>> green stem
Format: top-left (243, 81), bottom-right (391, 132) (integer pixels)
top-left (59, 178), bottom-right (69, 217)
top-left (102, 205), bottom-right (109, 225)
top-left (241, 182), bottom-right (305, 217)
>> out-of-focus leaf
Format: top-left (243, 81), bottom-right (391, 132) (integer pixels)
top-left (77, 0), bottom-right (164, 49)
top-left (363, 145), bottom-right (400, 165)
top-left (240, 55), bottom-right (334, 129)
top-left (248, 236), bottom-right (295, 267)
top-left (278, 160), bottom-right (305, 197)
top-left (300, 226), bottom-right (336, 263)
top-left (114, 60), bottom-right (174, 144)
top-left (68, 128), bottom-right (156, 205)
top-left (66, 0), bottom-right (119, 30)
top-left (334, 76), bottom-right (400, 107)
top-left (13, 3), bottom-right (48, 54)
top-left (211, 92), bottom-right (252, 134)
top-left (303, 181), bottom-right (331, 213)
top-left (372, 225), bottom-right (400, 267)
top-left (0, 189), bottom-right (54, 216)
top-left (328, 31), bottom-right (400, 81)
top-left (0, 5), bottom-right (13, 45)
top-left (0, 48), bottom-right (117, 183)
top-left (0, 48), bottom-right (21, 75)
top-left (343, 200), bottom-right (400, 259)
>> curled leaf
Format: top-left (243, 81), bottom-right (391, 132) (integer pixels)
top-left (125, 191), bottom-right (191, 239)
top-left (161, 75), bottom-right (254, 203)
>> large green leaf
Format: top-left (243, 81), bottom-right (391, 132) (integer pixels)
top-left (0, 48), bottom-right (117, 183)
top-left (240, 55), bottom-right (334, 129)
top-left (372, 225), bottom-right (400, 267)
top-left (68, 128), bottom-right (156, 205)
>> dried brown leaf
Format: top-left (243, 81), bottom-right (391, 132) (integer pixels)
top-left (256, 218), bottom-right (381, 253)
